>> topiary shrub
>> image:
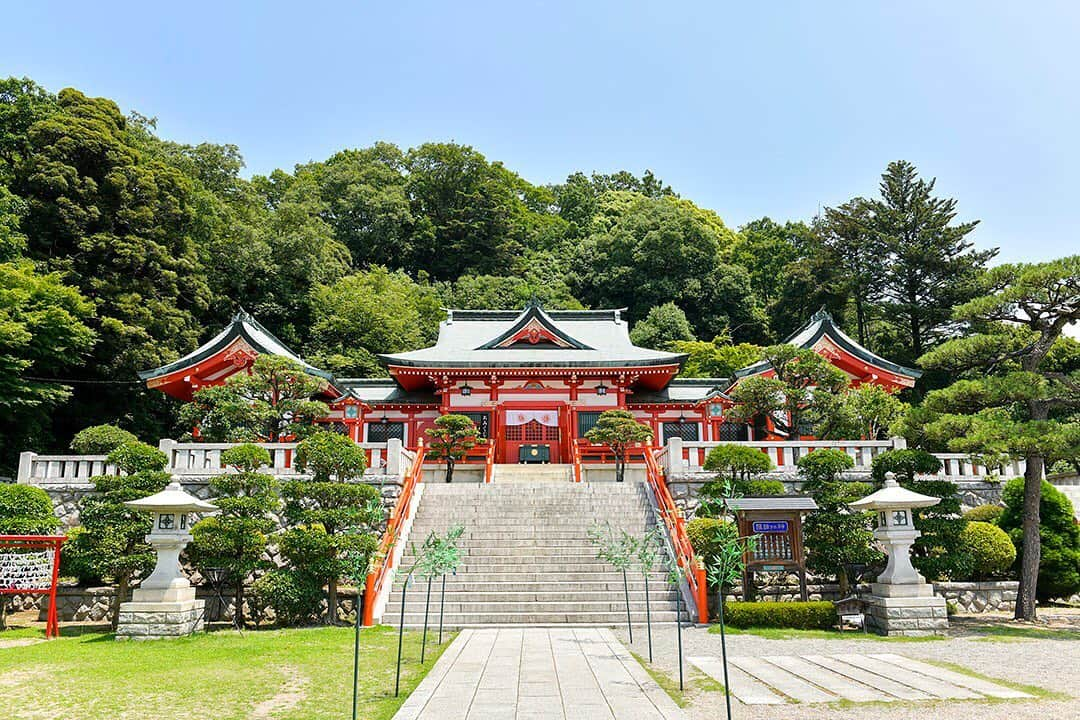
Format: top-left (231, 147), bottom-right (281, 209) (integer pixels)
top-left (249, 569), bottom-right (324, 627)
top-left (724, 600), bottom-right (836, 629)
top-left (998, 478), bottom-right (1080, 602)
top-left (960, 521), bottom-right (1016, 580)
top-left (0, 485), bottom-right (58, 534)
top-left (740, 478), bottom-right (786, 497)
top-left (70, 424), bottom-right (138, 455)
top-left (871, 448), bottom-right (943, 482)
top-left (58, 526), bottom-right (103, 585)
top-left (703, 444), bottom-right (774, 480)
top-left (107, 441), bottom-right (168, 474)
top-left (964, 504), bottom-right (1004, 524)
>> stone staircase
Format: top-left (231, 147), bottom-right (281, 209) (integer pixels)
top-left (383, 479), bottom-right (684, 627)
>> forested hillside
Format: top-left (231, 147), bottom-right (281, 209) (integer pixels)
top-left (0, 78), bottom-right (1003, 468)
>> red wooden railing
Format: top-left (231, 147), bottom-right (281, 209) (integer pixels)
top-left (361, 439), bottom-right (426, 626)
top-left (571, 440), bottom-right (583, 482)
top-left (643, 447), bottom-right (710, 623)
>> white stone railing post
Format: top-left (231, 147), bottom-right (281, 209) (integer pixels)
top-left (891, 436), bottom-right (907, 450)
top-left (16, 451), bottom-right (36, 484)
top-left (385, 437), bottom-right (403, 477)
top-left (665, 437), bottom-right (682, 477)
top-left (158, 439), bottom-right (177, 472)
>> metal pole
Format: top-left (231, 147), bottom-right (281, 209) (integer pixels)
top-left (421, 575), bottom-right (432, 664)
top-left (395, 579), bottom-right (408, 697)
top-left (352, 594), bottom-right (361, 720)
top-left (622, 568), bottom-right (633, 644)
top-left (676, 585), bottom-right (684, 691)
top-left (438, 574), bottom-right (446, 645)
top-left (718, 594), bottom-right (733, 720)
top-left (644, 572), bottom-right (653, 663)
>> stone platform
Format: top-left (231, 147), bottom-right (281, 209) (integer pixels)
top-left (115, 598), bottom-right (205, 640)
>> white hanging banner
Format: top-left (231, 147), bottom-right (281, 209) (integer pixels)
top-left (504, 410), bottom-right (559, 427)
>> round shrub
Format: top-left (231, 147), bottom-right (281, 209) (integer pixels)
top-left (871, 448), bottom-right (942, 482)
top-left (999, 478), bottom-right (1080, 602)
top-left (70, 424), bottom-right (138, 455)
top-left (796, 448), bottom-right (855, 484)
top-left (0, 484), bottom-right (58, 534)
top-left (107, 441), bottom-right (168, 474)
top-left (295, 430), bottom-right (368, 482)
top-left (960, 521), bottom-right (1016, 580)
top-left (740, 478), bottom-right (786, 497)
top-left (687, 517), bottom-right (731, 580)
top-left (220, 443), bottom-right (272, 473)
top-left (250, 569), bottom-right (323, 626)
top-left (964, 504), bottom-right (1004, 524)
top-left (703, 444), bottom-right (774, 479)
top-left (724, 600), bottom-right (836, 630)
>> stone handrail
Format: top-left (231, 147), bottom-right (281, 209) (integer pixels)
top-left (17, 452), bottom-right (121, 485)
top-left (667, 438), bottom-right (1027, 480)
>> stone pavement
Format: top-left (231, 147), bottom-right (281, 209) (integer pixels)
top-left (393, 627), bottom-right (687, 720)
top-left (688, 652), bottom-right (1032, 705)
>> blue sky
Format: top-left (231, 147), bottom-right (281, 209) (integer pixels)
top-left (5, 2), bottom-right (1078, 262)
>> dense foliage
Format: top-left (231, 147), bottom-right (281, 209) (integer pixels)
top-left (998, 478), bottom-right (1080, 602)
top-left (960, 522), bottom-right (1016, 581)
top-left (723, 601), bottom-right (836, 630)
top-left (0, 77), bottom-right (1010, 476)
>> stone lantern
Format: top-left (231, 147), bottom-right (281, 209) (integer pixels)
top-left (116, 482), bottom-right (217, 640)
top-left (850, 472), bottom-right (948, 636)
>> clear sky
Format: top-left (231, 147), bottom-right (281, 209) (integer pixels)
top-left (4, 1), bottom-right (1078, 262)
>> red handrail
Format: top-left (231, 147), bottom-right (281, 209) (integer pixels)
top-left (571, 440), bottom-right (583, 482)
top-left (362, 439), bottom-right (426, 626)
top-left (643, 448), bottom-right (709, 624)
top-left (483, 441), bottom-right (495, 483)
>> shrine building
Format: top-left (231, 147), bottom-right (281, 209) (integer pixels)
top-left (139, 303), bottom-right (919, 465)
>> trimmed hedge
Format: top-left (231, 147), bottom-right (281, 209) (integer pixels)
top-left (723, 601), bottom-right (836, 630)
top-left (964, 504), bottom-right (1004, 524)
top-left (960, 521), bottom-right (1015, 580)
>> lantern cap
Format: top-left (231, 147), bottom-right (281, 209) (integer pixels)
top-left (124, 481), bottom-right (217, 513)
top-left (850, 472), bottom-right (941, 511)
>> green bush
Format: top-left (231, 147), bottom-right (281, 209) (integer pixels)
top-left (295, 430), bottom-right (368, 482)
top-left (871, 448), bottom-right (942, 482)
top-left (960, 521), bottom-right (1016, 580)
top-left (219, 443), bottom-right (272, 473)
top-left (58, 527), bottom-right (104, 585)
top-left (70, 424), bottom-right (138, 455)
top-left (0, 484), bottom-right (58, 534)
top-left (687, 517), bottom-right (730, 581)
top-left (999, 478), bottom-right (1080, 602)
top-left (107, 441), bottom-right (168, 474)
top-left (703, 444), bottom-right (774, 479)
top-left (964, 504), bottom-right (1004, 524)
top-left (741, 478), bottom-right (786, 496)
top-left (250, 569), bottom-right (324, 626)
top-left (723, 601), bottom-right (836, 629)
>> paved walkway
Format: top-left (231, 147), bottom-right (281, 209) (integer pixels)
top-left (688, 652), bottom-right (1032, 705)
top-left (393, 628), bottom-right (687, 720)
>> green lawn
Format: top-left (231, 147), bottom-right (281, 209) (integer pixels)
top-left (0, 623), bottom-right (453, 720)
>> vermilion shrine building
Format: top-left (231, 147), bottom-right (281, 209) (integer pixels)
top-left (139, 303), bottom-right (919, 466)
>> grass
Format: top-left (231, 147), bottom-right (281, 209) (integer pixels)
top-left (706, 625), bottom-right (943, 642)
top-left (631, 652), bottom-right (724, 708)
top-left (923, 659), bottom-right (1071, 702)
top-left (0, 622), bottom-right (454, 720)
top-left (968, 624), bottom-right (1080, 643)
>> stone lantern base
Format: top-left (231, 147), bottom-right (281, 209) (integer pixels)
top-left (116, 586), bottom-right (204, 640)
top-left (863, 582), bottom-right (948, 637)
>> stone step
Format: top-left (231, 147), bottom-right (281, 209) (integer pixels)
top-left (389, 610), bottom-right (685, 627)
top-left (386, 590), bottom-right (679, 604)
top-left (385, 598), bottom-right (681, 613)
top-left (403, 529), bottom-right (646, 540)
top-left (400, 546), bottom-right (608, 557)
top-left (398, 557), bottom-right (622, 569)
top-left (392, 579), bottom-right (673, 593)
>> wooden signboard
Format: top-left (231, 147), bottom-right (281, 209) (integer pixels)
top-left (730, 497), bottom-right (817, 602)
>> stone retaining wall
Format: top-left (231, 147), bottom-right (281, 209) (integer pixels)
top-left (712, 579), bottom-right (1019, 614)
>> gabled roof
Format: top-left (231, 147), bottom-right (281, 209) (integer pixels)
top-left (336, 378), bottom-right (439, 405)
top-left (733, 308), bottom-right (921, 382)
top-left (138, 309), bottom-right (334, 383)
top-left (380, 303), bottom-right (687, 370)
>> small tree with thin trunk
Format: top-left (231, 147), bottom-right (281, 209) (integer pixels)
top-left (425, 414), bottom-right (477, 483)
top-left (285, 430), bottom-right (380, 624)
top-left (189, 443), bottom-right (278, 627)
top-left (588, 521), bottom-right (639, 642)
top-left (585, 409), bottom-right (653, 483)
top-left (913, 255), bottom-right (1080, 619)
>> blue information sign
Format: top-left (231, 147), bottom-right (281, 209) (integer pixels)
top-left (752, 521), bottom-right (789, 534)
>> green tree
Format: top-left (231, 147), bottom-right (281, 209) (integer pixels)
top-left (76, 441), bottom-right (170, 628)
top-left (307, 267), bottom-right (442, 377)
top-left (816, 200), bottom-right (887, 347)
top-left (284, 430), bottom-right (380, 623)
top-left (798, 449), bottom-right (880, 595)
top-left (569, 193), bottom-right (764, 341)
top-left (11, 88), bottom-right (213, 441)
top-left (914, 255), bottom-right (1080, 619)
top-left (998, 478), bottom-right (1080, 602)
top-left (425, 414), bottom-right (479, 483)
top-left (189, 444), bottom-right (279, 627)
top-left (0, 259), bottom-right (95, 469)
top-left (585, 410), bottom-right (653, 483)
top-left (69, 424), bottom-right (138, 455)
top-left (869, 161), bottom-right (994, 363)
top-left (701, 444), bottom-right (776, 504)
top-left (629, 303), bottom-right (696, 350)
top-left (673, 336), bottom-right (762, 379)
top-left (816, 384), bottom-right (907, 440)
top-left (726, 345), bottom-right (848, 438)
top-left (178, 355), bottom-right (330, 441)
top-left (437, 273), bottom-right (582, 312)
